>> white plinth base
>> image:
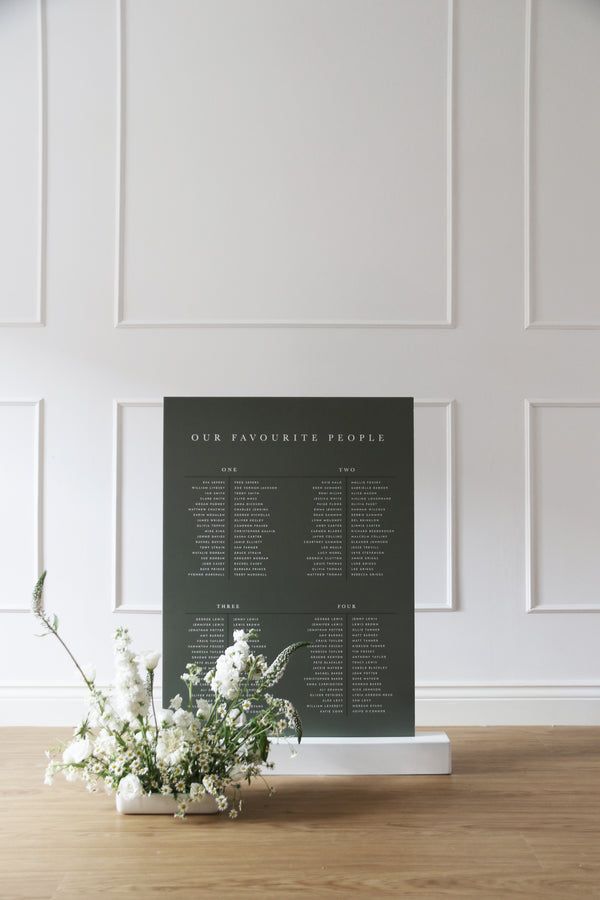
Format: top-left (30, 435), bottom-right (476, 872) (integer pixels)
top-left (267, 732), bottom-right (451, 775)
top-left (116, 794), bottom-right (218, 815)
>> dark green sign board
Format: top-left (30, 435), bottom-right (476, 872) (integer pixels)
top-left (163, 397), bottom-right (414, 737)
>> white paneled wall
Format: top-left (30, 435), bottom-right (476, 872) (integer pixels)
top-left (1, 0), bottom-right (600, 725)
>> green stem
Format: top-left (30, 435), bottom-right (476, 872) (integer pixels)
top-left (40, 613), bottom-right (93, 692)
top-left (149, 671), bottom-right (159, 752)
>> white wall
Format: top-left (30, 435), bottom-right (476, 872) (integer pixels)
top-left (1, 0), bottom-right (600, 726)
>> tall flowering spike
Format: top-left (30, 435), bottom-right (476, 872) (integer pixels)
top-left (261, 641), bottom-right (309, 688)
top-left (32, 571), bottom-right (47, 619)
top-left (113, 626), bottom-right (149, 722)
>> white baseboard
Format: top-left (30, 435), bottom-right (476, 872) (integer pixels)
top-left (2, 684), bottom-right (600, 726)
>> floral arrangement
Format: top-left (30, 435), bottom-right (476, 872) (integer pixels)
top-left (33, 573), bottom-right (307, 818)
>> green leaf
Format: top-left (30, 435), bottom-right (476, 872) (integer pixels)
top-left (258, 731), bottom-right (268, 762)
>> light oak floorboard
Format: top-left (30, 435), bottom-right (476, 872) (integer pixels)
top-left (1, 727), bottom-right (599, 899)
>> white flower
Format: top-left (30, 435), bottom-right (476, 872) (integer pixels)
top-left (117, 773), bottom-right (143, 801)
top-left (189, 782), bottom-right (205, 801)
top-left (227, 709), bottom-right (246, 728)
top-left (112, 631), bottom-right (149, 722)
top-left (209, 631), bottom-right (253, 699)
top-left (228, 764), bottom-right (246, 782)
top-left (94, 730), bottom-right (117, 757)
top-left (173, 708), bottom-right (193, 728)
top-left (195, 698), bottom-right (211, 718)
top-left (114, 629), bottom-right (131, 653)
top-left (82, 663), bottom-right (96, 683)
top-left (159, 708), bottom-right (174, 727)
top-left (156, 731), bottom-right (186, 766)
top-left (210, 654), bottom-right (242, 699)
top-left (169, 694), bottom-right (183, 710)
top-left (139, 651), bottom-right (160, 672)
top-left (62, 738), bottom-right (92, 765)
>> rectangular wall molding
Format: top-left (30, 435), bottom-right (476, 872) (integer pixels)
top-left (112, 400), bottom-right (163, 613)
top-left (525, 399), bottom-right (600, 611)
top-left (414, 399), bottom-right (456, 611)
top-left (0, 0), bottom-right (46, 327)
top-left (112, 397), bottom-right (454, 614)
top-left (524, 0), bottom-right (600, 330)
top-left (114, 0), bottom-right (455, 329)
top-left (0, 400), bottom-right (43, 611)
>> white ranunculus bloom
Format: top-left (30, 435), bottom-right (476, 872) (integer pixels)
top-left (139, 651), bottom-right (161, 672)
top-left (62, 738), bottom-right (92, 765)
top-left (156, 731), bottom-right (185, 767)
top-left (117, 773), bottom-right (143, 801)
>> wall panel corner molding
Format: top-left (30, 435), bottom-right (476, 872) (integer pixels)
top-left (114, 0), bottom-right (455, 329)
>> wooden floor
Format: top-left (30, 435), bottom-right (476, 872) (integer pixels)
top-left (1, 728), bottom-right (600, 899)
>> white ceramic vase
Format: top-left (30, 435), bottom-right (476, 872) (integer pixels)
top-left (116, 793), bottom-right (219, 815)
